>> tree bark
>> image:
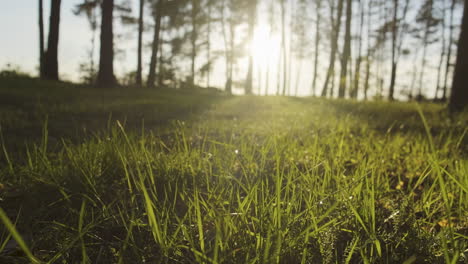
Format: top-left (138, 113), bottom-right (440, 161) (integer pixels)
top-left (280, 0), bottom-right (287, 96)
top-left (449, 0), bottom-right (468, 112)
top-left (97, 0), bottom-right (117, 88)
top-left (338, 0), bottom-right (352, 98)
top-left (321, 0), bottom-right (344, 97)
top-left (136, 0), bottom-right (144, 87)
top-left (351, 0), bottom-right (364, 99)
top-left (443, 0), bottom-right (456, 101)
top-left (311, 0), bottom-right (321, 96)
top-left (147, 0), bottom-right (162, 88)
top-left (220, 0), bottom-right (231, 94)
top-left (388, 0), bottom-right (399, 100)
top-left (189, 0), bottom-right (199, 88)
top-left (206, 0), bottom-right (212, 89)
top-left (43, 0), bottom-right (61, 81)
top-left (38, 0), bottom-right (45, 78)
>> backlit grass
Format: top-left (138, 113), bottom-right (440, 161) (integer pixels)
top-left (0, 76), bottom-right (467, 263)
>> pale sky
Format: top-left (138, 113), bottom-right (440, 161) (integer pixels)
top-left (0, 1), bottom-right (456, 99)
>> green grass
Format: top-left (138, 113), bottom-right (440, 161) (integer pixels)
top-left (0, 76), bottom-right (467, 263)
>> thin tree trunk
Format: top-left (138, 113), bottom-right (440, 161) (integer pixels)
top-left (388, 0), bottom-right (399, 100)
top-left (38, 0), bottom-right (45, 78)
top-left (206, 1), bottom-right (212, 89)
top-left (43, 0), bottom-right (62, 81)
top-left (189, 0), bottom-right (199, 88)
top-left (338, 0), bottom-right (352, 98)
top-left (443, 0), bottom-right (456, 101)
top-left (287, 0), bottom-right (294, 96)
top-left (280, 0), bottom-right (287, 96)
top-left (220, 0), bottom-right (231, 94)
top-left (147, 0), bottom-right (162, 88)
top-left (136, 0), bottom-right (144, 87)
top-left (321, 0), bottom-right (344, 97)
top-left (226, 6), bottom-right (235, 95)
top-left (435, 1), bottom-right (446, 100)
top-left (245, 0), bottom-right (257, 95)
top-left (363, 0), bottom-right (373, 100)
top-left (311, 0), bottom-right (321, 96)
top-left (449, 0), bottom-right (468, 112)
top-left (352, 0), bottom-right (364, 99)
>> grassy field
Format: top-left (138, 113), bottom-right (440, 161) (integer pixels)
top-left (0, 76), bottom-right (467, 263)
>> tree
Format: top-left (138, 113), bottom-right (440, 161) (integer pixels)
top-left (206, 0), bottom-right (215, 89)
top-left (442, 0), bottom-right (458, 101)
top-left (351, 0), bottom-right (364, 99)
top-left (97, 0), bottom-right (117, 88)
top-left (38, 0), bottom-right (45, 78)
top-left (292, 0), bottom-right (310, 96)
top-left (414, 0), bottom-right (440, 99)
top-left (43, 0), bottom-right (62, 81)
top-left (388, 0), bottom-right (410, 100)
top-left (280, 0), bottom-right (288, 96)
top-left (321, 0), bottom-right (345, 97)
top-left (311, 0), bottom-right (322, 96)
top-left (245, 0), bottom-right (257, 95)
top-left (338, 0), bottom-right (352, 98)
top-left (147, 0), bottom-right (163, 88)
top-left (449, 0), bottom-right (468, 111)
top-left (136, 0), bottom-right (144, 87)
top-left (74, 1), bottom-right (100, 84)
top-left (220, 0), bottom-right (245, 94)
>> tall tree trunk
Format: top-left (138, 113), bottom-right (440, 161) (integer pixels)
top-left (388, 0), bottom-right (409, 100)
top-left (321, 0), bottom-right (344, 97)
top-left (435, 0), bottom-right (446, 100)
top-left (352, 0), bottom-right (364, 99)
top-left (443, 0), bottom-right (456, 101)
top-left (245, 0), bottom-right (257, 95)
top-left (136, 0), bottom-right (144, 87)
top-left (280, 0), bottom-right (287, 96)
top-left (158, 25), bottom-right (164, 87)
top-left (189, 0), bottom-right (199, 88)
top-left (311, 0), bottom-right (322, 96)
top-left (147, 0), bottom-right (162, 88)
top-left (449, 0), bottom-right (468, 112)
top-left (226, 6), bottom-right (235, 95)
top-left (338, 0), bottom-right (352, 98)
top-left (363, 0), bottom-right (374, 101)
top-left (220, 0), bottom-right (231, 94)
top-left (388, 0), bottom-right (399, 100)
top-left (97, 0), bottom-right (117, 88)
top-left (206, 1), bottom-right (212, 89)
top-left (287, 0), bottom-right (294, 96)
top-left (43, 0), bottom-right (61, 81)
top-left (38, 0), bottom-right (45, 78)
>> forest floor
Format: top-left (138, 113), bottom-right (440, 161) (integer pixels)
top-left (0, 76), bottom-right (467, 263)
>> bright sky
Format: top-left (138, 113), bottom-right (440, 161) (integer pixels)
top-left (1, 1), bottom-right (93, 80)
top-left (0, 1), bottom-right (451, 99)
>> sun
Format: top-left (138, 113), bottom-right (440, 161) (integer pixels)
top-left (251, 23), bottom-right (281, 71)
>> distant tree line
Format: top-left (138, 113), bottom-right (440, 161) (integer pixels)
top-left (37, 0), bottom-right (468, 111)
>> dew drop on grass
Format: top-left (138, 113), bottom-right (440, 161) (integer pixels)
top-left (234, 149), bottom-right (239, 155)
